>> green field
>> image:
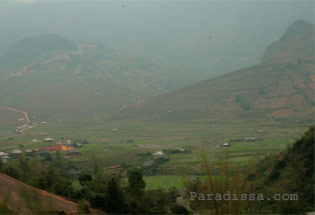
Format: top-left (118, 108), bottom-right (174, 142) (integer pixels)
top-left (145, 175), bottom-right (185, 189)
top-left (0, 114), bottom-right (308, 176)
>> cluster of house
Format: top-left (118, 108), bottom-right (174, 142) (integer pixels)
top-left (44, 137), bottom-right (82, 148)
top-left (0, 149), bottom-right (34, 163)
top-left (0, 152), bottom-right (10, 163)
top-left (0, 137), bottom-right (81, 164)
top-left (220, 136), bottom-right (265, 147)
top-left (35, 144), bottom-right (80, 157)
top-left (36, 137), bottom-right (81, 156)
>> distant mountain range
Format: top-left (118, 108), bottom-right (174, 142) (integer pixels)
top-left (113, 20), bottom-right (314, 124)
top-left (0, 34), bottom-right (197, 115)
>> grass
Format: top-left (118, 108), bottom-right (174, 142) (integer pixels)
top-left (145, 175), bottom-right (184, 189)
top-left (72, 180), bottom-right (82, 189)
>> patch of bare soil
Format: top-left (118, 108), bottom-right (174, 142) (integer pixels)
top-left (271, 109), bottom-right (297, 119)
top-left (0, 173), bottom-right (78, 214)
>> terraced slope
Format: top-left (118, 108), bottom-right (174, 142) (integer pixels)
top-left (114, 20), bottom-right (314, 124)
top-left (0, 34), bottom-right (195, 116)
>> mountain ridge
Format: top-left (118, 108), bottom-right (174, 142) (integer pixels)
top-left (0, 34), bottom-right (77, 77)
top-left (112, 20), bottom-right (314, 123)
top-left (261, 19), bottom-right (314, 64)
top-left (0, 34), bottom-right (197, 115)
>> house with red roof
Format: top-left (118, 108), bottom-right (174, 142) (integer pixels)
top-left (35, 145), bottom-right (72, 152)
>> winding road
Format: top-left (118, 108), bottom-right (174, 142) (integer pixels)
top-left (0, 106), bottom-right (31, 123)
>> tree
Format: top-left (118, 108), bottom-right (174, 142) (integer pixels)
top-left (0, 159), bottom-right (3, 172)
top-left (79, 173), bottom-right (92, 187)
top-left (18, 144), bottom-right (25, 151)
top-left (92, 156), bottom-right (99, 175)
top-left (168, 187), bottom-right (179, 203)
top-left (104, 177), bottom-right (126, 214)
top-left (170, 204), bottom-right (190, 214)
top-left (77, 200), bottom-right (90, 214)
top-left (53, 150), bottom-right (63, 168)
top-left (128, 168), bottom-right (146, 196)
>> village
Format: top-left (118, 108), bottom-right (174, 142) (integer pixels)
top-left (1, 114), bottom-right (268, 182)
top-left (0, 137), bottom-right (81, 164)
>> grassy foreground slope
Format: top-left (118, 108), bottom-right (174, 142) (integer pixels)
top-left (0, 173), bottom-right (78, 214)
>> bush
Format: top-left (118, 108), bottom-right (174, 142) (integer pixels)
top-left (77, 200), bottom-right (90, 214)
top-left (170, 204), bottom-right (190, 214)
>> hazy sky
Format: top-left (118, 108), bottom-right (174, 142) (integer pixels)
top-left (0, 0), bottom-right (314, 75)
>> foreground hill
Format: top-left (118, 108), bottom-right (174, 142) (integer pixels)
top-left (0, 34), bottom-right (195, 115)
top-left (0, 173), bottom-right (78, 214)
top-left (252, 126), bottom-right (314, 213)
top-left (114, 20), bottom-right (314, 123)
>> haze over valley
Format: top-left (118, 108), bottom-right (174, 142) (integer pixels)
top-left (0, 1), bottom-right (314, 214)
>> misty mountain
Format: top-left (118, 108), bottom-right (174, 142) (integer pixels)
top-left (114, 20), bottom-right (314, 124)
top-left (0, 34), bottom-right (77, 76)
top-left (0, 1), bottom-right (313, 79)
top-left (0, 34), bottom-right (196, 115)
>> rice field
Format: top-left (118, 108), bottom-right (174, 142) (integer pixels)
top-left (145, 175), bottom-right (185, 189)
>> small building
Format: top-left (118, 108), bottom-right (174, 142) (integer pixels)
top-left (74, 143), bottom-right (82, 148)
top-left (142, 160), bottom-right (154, 168)
top-left (67, 149), bottom-right (80, 156)
top-left (153, 151), bottom-right (164, 156)
top-left (0, 152), bottom-right (10, 157)
top-left (10, 149), bottom-right (23, 155)
top-left (222, 142), bottom-right (231, 147)
top-left (176, 147), bottom-right (186, 153)
top-left (0, 152), bottom-right (10, 163)
top-left (65, 140), bottom-right (72, 145)
top-left (24, 149), bottom-right (34, 157)
top-left (17, 124), bottom-right (29, 130)
top-left (153, 151), bottom-right (169, 160)
top-left (38, 149), bottom-right (50, 157)
top-left (44, 137), bottom-right (55, 143)
top-left (36, 145), bottom-right (72, 152)
top-left (245, 137), bottom-right (257, 142)
top-left (1, 156), bottom-right (9, 163)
